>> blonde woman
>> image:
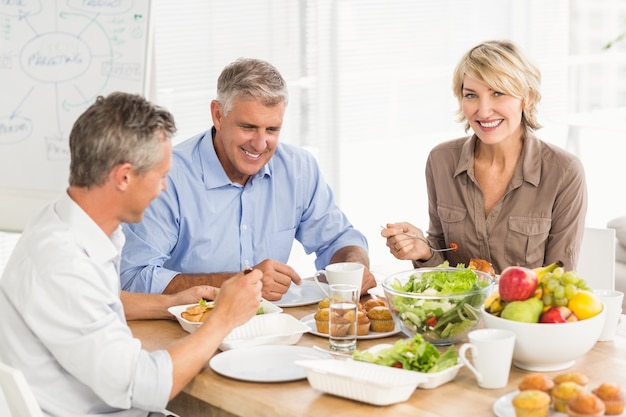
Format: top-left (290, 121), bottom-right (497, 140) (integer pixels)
top-left (382, 40), bottom-right (587, 274)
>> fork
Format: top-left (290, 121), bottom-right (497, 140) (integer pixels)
top-left (379, 226), bottom-right (458, 252)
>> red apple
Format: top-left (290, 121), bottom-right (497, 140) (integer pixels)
top-left (499, 266), bottom-right (538, 302)
top-left (540, 306), bottom-right (578, 323)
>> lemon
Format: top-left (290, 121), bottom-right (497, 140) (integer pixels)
top-left (567, 290), bottom-right (603, 320)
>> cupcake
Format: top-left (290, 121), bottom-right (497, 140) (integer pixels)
top-left (329, 311), bottom-right (350, 337)
top-left (356, 310), bottom-right (371, 336)
top-left (592, 383), bottom-right (625, 415)
top-left (552, 382), bottom-right (584, 413)
top-left (566, 392), bottom-right (606, 417)
top-left (314, 307), bottom-right (329, 334)
top-left (367, 306), bottom-right (394, 332)
top-left (317, 297), bottom-right (330, 309)
top-left (511, 389), bottom-right (551, 417)
top-left (363, 298), bottom-right (386, 312)
top-left (518, 373), bottom-right (555, 394)
top-left (553, 372), bottom-right (589, 388)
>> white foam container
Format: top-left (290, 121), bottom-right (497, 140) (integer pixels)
top-left (219, 313), bottom-right (309, 351)
top-left (168, 299), bottom-right (282, 334)
top-left (364, 343), bottom-right (463, 389)
top-left (294, 359), bottom-right (428, 406)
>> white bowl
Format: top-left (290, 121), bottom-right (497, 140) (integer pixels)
top-left (295, 359), bottom-right (428, 406)
top-left (481, 306), bottom-right (606, 372)
top-left (219, 313), bottom-right (309, 351)
top-left (168, 299), bottom-right (282, 334)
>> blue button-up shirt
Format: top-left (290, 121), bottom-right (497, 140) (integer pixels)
top-left (120, 129), bottom-right (368, 293)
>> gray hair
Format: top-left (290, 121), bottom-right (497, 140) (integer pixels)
top-left (216, 58), bottom-right (289, 114)
top-left (69, 92), bottom-right (176, 187)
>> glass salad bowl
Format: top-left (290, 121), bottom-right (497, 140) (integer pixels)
top-left (382, 267), bottom-right (495, 345)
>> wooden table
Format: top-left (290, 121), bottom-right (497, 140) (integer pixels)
top-left (130, 305), bottom-right (626, 417)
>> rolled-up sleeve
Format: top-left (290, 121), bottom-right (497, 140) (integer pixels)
top-left (131, 349), bottom-right (172, 411)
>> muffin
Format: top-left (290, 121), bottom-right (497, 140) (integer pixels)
top-left (363, 298), bottom-right (386, 312)
top-left (356, 310), bottom-right (371, 336)
top-left (566, 392), bottom-right (606, 417)
top-left (518, 373), bottom-right (555, 394)
top-left (592, 383), bottom-right (625, 415)
top-left (314, 307), bottom-right (329, 334)
top-left (329, 311), bottom-right (350, 337)
top-left (552, 382), bottom-right (584, 413)
top-left (553, 372), bottom-right (589, 388)
top-left (317, 297), bottom-right (330, 309)
top-left (511, 389), bottom-right (551, 417)
top-left (367, 306), bottom-right (394, 332)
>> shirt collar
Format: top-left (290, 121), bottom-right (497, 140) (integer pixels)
top-left (56, 192), bottom-right (124, 264)
top-left (199, 127), bottom-right (272, 189)
top-left (454, 133), bottom-right (542, 187)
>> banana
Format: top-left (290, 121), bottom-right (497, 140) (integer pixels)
top-left (484, 290), bottom-right (504, 316)
top-left (533, 260), bottom-right (564, 283)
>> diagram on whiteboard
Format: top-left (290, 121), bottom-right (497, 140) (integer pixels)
top-left (0, 0), bottom-right (150, 192)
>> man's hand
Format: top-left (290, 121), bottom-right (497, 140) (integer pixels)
top-left (253, 259), bottom-right (302, 301)
top-left (170, 285), bottom-right (220, 306)
top-left (360, 267), bottom-right (377, 297)
top-left (210, 269), bottom-right (264, 330)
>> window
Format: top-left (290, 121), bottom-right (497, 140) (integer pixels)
top-left (151, 0), bottom-right (576, 269)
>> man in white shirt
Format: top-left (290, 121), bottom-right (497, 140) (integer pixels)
top-left (0, 92), bottom-right (263, 416)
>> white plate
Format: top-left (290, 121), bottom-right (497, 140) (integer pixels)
top-left (363, 343), bottom-right (463, 389)
top-left (492, 390), bottom-right (625, 417)
top-left (209, 345), bottom-right (332, 383)
top-left (367, 285), bottom-right (385, 299)
top-left (300, 313), bottom-right (402, 340)
top-left (272, 280), bottom-right (329, 308)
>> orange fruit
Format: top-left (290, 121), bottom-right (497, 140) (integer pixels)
top-left (567, 290), bottom-right (603, 320)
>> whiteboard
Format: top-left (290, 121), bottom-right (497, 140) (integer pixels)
top-left (0, 0), bottom-right (152, 231)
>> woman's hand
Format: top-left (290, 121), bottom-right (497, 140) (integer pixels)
top-left (381, 222), bottom-right (432, 261)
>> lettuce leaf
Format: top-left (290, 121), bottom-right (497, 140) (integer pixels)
top-left (352, 334), bottom-right (458, 373)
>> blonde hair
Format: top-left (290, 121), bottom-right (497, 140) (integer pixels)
top-left (452, 40), bottom-right (542, 132)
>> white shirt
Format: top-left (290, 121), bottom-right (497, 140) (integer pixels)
top-left (0, 192), bottom-right (173, 417)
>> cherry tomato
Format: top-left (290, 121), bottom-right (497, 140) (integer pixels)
top-left (425, 316), bottom-right (437, 327)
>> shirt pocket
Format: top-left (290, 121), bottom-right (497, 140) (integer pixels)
top-left (505, 217), bottom-right (551, 266)
top-left (437, 204), bottom-right (467, 241)
top-left (261, 227), bottom-right (297, 262)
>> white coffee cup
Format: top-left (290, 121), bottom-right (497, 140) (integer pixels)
top-left (594, 289), bottom-right (624, 342)
top-left (314, 262), bottom-right (364, 298)
top-left (459, 328), bottom-right (516, 389)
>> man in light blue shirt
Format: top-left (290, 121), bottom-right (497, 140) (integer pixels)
top-left (121, 58), bottom-right (376, 299)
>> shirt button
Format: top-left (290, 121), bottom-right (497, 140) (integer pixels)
top-left (242, 225), bottom-right (247, 230)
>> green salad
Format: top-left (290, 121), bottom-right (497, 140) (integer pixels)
top-left (388, 263), bottom-right (492, 344)
top-left (352, 334), bottom-right (457, 373)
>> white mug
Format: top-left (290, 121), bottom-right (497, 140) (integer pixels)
top-left (459, 328), bottom-right (516, 389)
top-left (594, 289), bottom-right (624, 342)
top-left (314, 262), bottom-right (364, 298)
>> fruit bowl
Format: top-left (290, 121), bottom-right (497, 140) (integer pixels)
top-left (481, 306), bottom-right (606, 372)
top-left (381, 267), bottom-right (495, 345)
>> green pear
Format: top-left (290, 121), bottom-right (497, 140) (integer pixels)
top-left (500, 298), bottom-right (543, 323)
